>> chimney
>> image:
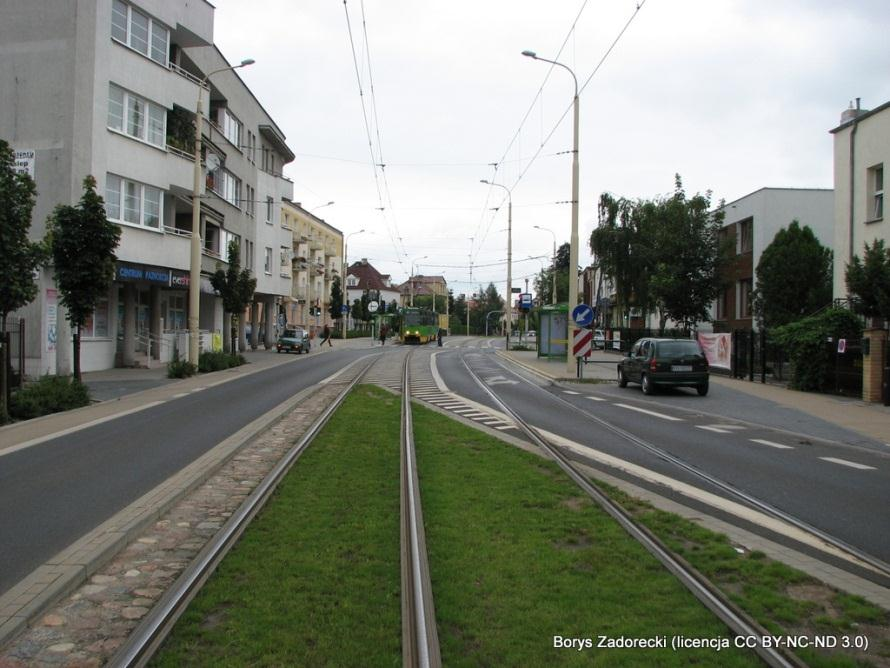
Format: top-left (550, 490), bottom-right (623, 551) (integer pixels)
top-left (840, 97), bottom-right (868, 124)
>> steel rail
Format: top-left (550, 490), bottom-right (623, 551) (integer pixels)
top-left (490, 354), bottom-right (890, 581)
top-left (460, 352), bottom-right (803, 668)
top-left (400, 351), bottom-right (442, 668)
top-left (110, 355), bottom-right (380, 668)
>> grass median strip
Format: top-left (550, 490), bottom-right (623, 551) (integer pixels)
top-left (412, 403), bottom-right (758, 666)
top-left (151, 385), bottom-right (402, 667)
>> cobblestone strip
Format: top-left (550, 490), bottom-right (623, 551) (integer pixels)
top-left (0, 383), bottom-right (347, 668)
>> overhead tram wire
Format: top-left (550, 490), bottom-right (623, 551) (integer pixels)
top-left (342, 0), bottom-right (407, 272)
top-left (470, 0), bottom-right (591, 259)
top-left (471, 0), bottom-right (647, 278)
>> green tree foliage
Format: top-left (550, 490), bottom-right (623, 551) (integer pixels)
top-left (845, 239), bottom-right (890, 320)
top-left (591, 176), bottom-right (726, 331)
top-left (210, 239), bottom-right (256, 354)
top-left (649, 178), bottom-right (726, 331)
top-left (534, 242), bottom-right (570, 304)
top-left (328, 275), bottom-right (344, 321)
top-left (47, 175), bottom-right (121, 381)
top-left (771, 308), bottom-right (862, 391)
top-left (471, 283), bottom-right (505, 334)
top-left (753, 221), bottom-right (832, 328)
top-left (0, 139), bottom-right (47, 416)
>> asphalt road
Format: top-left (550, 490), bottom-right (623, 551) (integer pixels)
top-left (0, 349), bottom-right (370, 595)
top-left (434, 343), bottom-right (890, 562)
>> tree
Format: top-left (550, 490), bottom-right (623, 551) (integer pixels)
top-left (47, 175), bottom-right (121, 381)
top-left (0, 140), bottom-right (47, 416)
top-left (473, 283), bottom-right (504, 335)
top-left (591, 176), bottom-right (727, 331)
top-left (752, 221), bottom-right (832, 329)
top-left (328, 275), bottom-right (343, 321)
top-left (534, 242), bottom-right (571, 304)
top-left (845, 239), bottom-right (890, 321)
top-left (649, 177), bottom-right (726, 332)
top-left (210, 239), bottom-right (256, 354)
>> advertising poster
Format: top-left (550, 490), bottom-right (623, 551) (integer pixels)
top-left (697, 332), bottom-right (731, 370)
top-left (46, 288), bottom-right (58, 352)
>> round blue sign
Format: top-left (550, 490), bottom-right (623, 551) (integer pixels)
top-left (341, 304), bottom-right (350, 314)
top-left (572, 303), bottom-right (594, 327)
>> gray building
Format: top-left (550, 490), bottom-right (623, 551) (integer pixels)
top-left (0, 0), bottom-right (295, 374)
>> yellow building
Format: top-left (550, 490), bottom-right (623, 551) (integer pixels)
top-left (281, 200), bottom-right (344, 336)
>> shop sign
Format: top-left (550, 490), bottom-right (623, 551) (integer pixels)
top-left (116, 262), bottom-right (171, 285)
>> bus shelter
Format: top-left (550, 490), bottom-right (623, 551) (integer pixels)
top-left (538, 303), bottom-right (568, 360)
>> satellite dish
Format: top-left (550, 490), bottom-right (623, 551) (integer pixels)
top-left (205, 152), bottom-right (220, 172)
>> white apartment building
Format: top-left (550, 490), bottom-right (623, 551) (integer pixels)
top-left (0, 0), bottom-right (295, 373)
top-left (831, 99), bottom-right (888, 299)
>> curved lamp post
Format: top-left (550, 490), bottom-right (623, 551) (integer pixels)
top-left (410, 255), bottom-right (428, 307)
top-left (342, 229), bottom-right (365, 338)
top-left (190, 58), bottom-right (255, 364)
top-left (533, 224), bottom-right (558, 305)
top-left (523, 50), bottom-right (579, 375)
top-left (480, 179), bottom-right (513, 339)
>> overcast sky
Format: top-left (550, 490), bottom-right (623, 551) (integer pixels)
top-left (211, 0), bottom-right (890, 301)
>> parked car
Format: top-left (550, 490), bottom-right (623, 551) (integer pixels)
top-left (593, 328), bottom-right (605, 349)
top-left (617, 338), bottom-right (709, 395)
top-left (276, 327), bottom-right (311, 354)
top-left (527, 330), bottom-right (536, 339)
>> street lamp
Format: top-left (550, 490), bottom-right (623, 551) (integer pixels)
top-left (409, 255), bottom-right (428, 307)
top-left (534, 225), bottom-right (558, 305)
top-left (311, 201), bottom-right (335, 213)
top-left (523, 49), bottom-right (579, 376)
top-left (480, 179), bottom-right (513, 339)
top-left (190, 58), bottom-right (255, 365)
top-left (342, 229), bottom-right (365, 339)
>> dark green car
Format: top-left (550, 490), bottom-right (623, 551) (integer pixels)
top-left (617, 338), bottom-right (709, 396)
top-left (276, 327), bottom-right (310, 354)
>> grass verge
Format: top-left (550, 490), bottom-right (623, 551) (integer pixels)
top-left (412, 403), bottom-right (758, 666)
top-left (151, 385), bottom-right (402, 667)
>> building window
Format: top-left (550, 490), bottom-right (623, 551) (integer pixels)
top-left (280, 246), bottom-right (291, 277)
top-left (110, 0), bottom-right (168, 66)
top-left (220, 229), bottom-right (240, 259)
top-left (82, 298), bottom-right (110, 338)
top-left (244, 184), bottom-right (255, 217)
top-left (108, 85), bottom-right (166, 149)
top-left (264, 247), bottom-right (273, 274)
top-left (870, 164), bottom-right (884, 220)
top-left (204, 222), bottom-right (220, 257)
top-left (167, 294), bottom-right (185, 330)
top-left (245, 239), bottom-right (254, 271)
top-left (716, 288), bottom-right (728, 321)
top-left (219, 108), bottom-right (242, 149)
top-left (105, 174), bottom-right (162, 230)
top-left (738, 279), bottom-right (753, 319)
top-left (208, 167), bottom-right (241, 208)
top-left (265, 196), bottom-right (274, 223)
top-left (738, 218), bottom-right (753, 254)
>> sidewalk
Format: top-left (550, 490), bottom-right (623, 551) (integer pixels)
top-left (498, 347), bottom-right (890, 447)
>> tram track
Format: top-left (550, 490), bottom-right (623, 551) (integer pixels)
top-left (481, 352), bottom-right (890, 583)
top-left (459, 350), bottom-right (805, 668)
top-left (111, 355), bottom-right (380, 667)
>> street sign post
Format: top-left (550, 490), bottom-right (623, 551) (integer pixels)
top-left (573, 327), bottom-right (592, 379)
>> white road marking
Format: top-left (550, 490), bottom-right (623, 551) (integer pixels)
top-left (750, 438), bottom-right (794, 450)
top-left (562, 391), bottom-right (580, 395)
top-left (586, 396), bottom-right (607, 402)
top-left (485, 375), bottom-right (519, 386)
top-left (819, 457), bottom-right (877, 471)
top-left (697, 425), bottom-right (744, 434)
top-left (614, 404), bottom-right (683, 421)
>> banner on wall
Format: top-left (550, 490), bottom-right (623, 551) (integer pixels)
top-left (697, 332), bottom-right (731, 370)
top-left (46, 289), bottom-right (58, 352)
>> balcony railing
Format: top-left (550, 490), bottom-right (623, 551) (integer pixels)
top-left (169, 61), bottom-right (207, 88)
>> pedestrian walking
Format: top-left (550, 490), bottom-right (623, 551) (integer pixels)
top-left (379, 324), bottom-right (387, 346)
top-left (437, 327), bottom-right (443, 347)
top-left (322, 324), bottom-right (332, 347)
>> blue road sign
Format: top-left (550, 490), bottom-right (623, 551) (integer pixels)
top-left (572, 303), bottom-right (594, 327)
top-left (341, 304), bottom-right (349, 314)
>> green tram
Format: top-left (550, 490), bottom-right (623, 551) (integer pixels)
top-left (400, 307), bottom-right (439, 344)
